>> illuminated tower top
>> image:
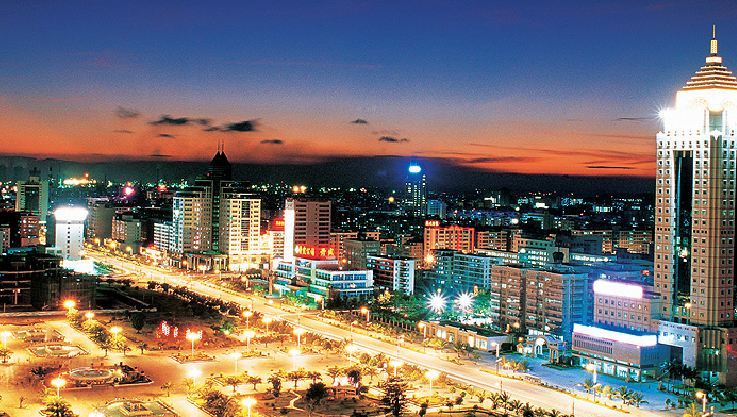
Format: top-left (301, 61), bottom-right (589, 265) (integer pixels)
top-left (681, 25), bottom-right (737, 93)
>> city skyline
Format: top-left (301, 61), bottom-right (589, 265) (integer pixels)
top-left (1, 1), bottom-right (736, 178)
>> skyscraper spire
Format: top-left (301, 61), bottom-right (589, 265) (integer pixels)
top-left (710, 24), bottom-right (718, 56)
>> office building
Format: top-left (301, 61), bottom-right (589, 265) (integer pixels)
top-left (429, 249), bottom-right (498, 295)
top-left (423, 221), bottom-right (475, 259)
top-left (367, 254), bottom-right (415, 295)
top-left (112, 213), bottom-right (143, 251)
top-left (344, 238), bottom-right (380, 269)
top-left (172, 186), bottom-right (212, 253)
top-left (15, 168), bottom-right (49, 222)
top-left (654, 27), bottom-right (737, 384)
top-left (426, 199), bottom-right (446, 218)
top-left (284, 198), bottom-right (331, 262)
top-left (86, 198), bottom-right (115, 239)
top-left (54, 206), bottom-right (87, 261)
top-left (219, 192), bottom-right (263, 271)
top-left (329, 231), bottom-right (359, 261)
top-left (405, 163), bottom-right (427, 216)
top-left (274, 257), bottom-right (373, 302)
top-left (153, 221), bottom-right (173, 253)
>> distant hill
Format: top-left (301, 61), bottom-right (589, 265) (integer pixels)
top-left (0, 154), bottom-right (653, 195)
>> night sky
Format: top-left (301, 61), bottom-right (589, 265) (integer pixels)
top-left (1, 1), bottom-right (735, 178)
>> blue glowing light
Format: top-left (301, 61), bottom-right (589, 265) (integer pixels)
top-left (408, 165), bottom-right (422, 173)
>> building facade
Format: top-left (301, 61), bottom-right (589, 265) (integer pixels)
top-left (284, 198), bottom-right (331, 262)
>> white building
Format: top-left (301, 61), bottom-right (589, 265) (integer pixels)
top-left (172, 187), bottom-right (212, 254)
top-left (153, 221), bottom-right (173, 252)
top-left (284, 198), bottom-right (331, 262)
top-left (220, 193), bottom-right (263, 270)
top-left (274, 257), bottom-right (373, 301)
top-left (54, 206), bottom-right (87, 261)
top-left (367, 254), bottom-right (415, 295)
top-left (655, 26), bottom-right (737, 384)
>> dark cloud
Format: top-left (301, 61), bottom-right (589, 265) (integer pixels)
top-left (350, 118), bottom-right (368, 124)
top-left (614, 117), bottom-right (653, 122)
top-left (464, 156), bottom-right (539, 164)
top-left (149, 153), bottom-right (172, 158)
top-left (158, 133), bottom-right (176, 138)
top-left (150, 115), bottom-right (210, 126)
top-left (222, 120), bottom-right (257, 132)
top-left (115, 106), bottom-right (140, 119)
top-left (204, 127), bottom-right (221, 132)
top-left (260, 139), bottom-right (284, 145)
top-left (587, 165), bottom-right (635, 170)
top-left (113, 129), bottom-right (134, 134)
top-left (378, 136), bottom-right (409, 143)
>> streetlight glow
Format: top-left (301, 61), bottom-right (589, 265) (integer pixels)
top-left (51, 377), bottom-right (66, 397)
top-left (427, 293), bottom-right (446, 314)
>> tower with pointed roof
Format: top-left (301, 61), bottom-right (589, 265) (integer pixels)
top-left (655, 26), bottom-right (737, 385)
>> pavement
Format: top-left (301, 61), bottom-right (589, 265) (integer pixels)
top-left (85, 249), bottom-right (685, 417)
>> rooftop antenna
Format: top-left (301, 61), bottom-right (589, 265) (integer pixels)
top-left (710, 24), bottom-right (718, 56)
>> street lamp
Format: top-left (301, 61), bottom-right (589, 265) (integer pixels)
top-left (585, 363), bottom-right (597, 384)
top-left (186, 330), bottom-right (202, 355)
top-left (289, 348), bottom-right (300, 370)
top-left (360, 306), bottom-right (370, 323)
top-left (418, 322), bottom-right (427, 351)
top-left (455, 293), bottom-right (474, 314)
top-left (427, 294), bottom-right (446, 315)
top-left (51, 377), bottom-right (66, 397)
top-left (349, 320), bottom-right (358, 342)
top-left (293, 327), bottom-right (305, 350)
top-left (262, 316), bottom-right (273, 333)
top-left (110, 326), bottom-right (122, 342)
top-left (1, 331), bottom-right (11, 349)
top-left (230, 352), bottom-right (241, 374)
top-left (346, 344), bottom-right (357, 362)
top-left (85, 312), bottom-right (95, 321)
top-left (390, 359), bottom-right (404, 378)
top-left (63, 299), bottom-right (77, 311)
top-left (695, 391), bottom-right (708, 415)
top-left (425, 370), bottom-right (439, 393)
top-left (243, 310), bottom-right (253, 329)
top-left (187, 368), bottom-right (202, 385)
top-left (315, 295), bottom-right (325, 310)
top-left (242, 397), bottom-right (257, 417)
top-left (243, 330), bottom-right (255, 352)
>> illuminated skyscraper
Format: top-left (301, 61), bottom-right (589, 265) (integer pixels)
top-left (655, 26), bottom-right (737, 384)
top-left (405, 163), bottom-right (427, 216)
top-left (54, 206), bottom-right (87, 261)
top-left (283, 198), bottom-right (331, 262)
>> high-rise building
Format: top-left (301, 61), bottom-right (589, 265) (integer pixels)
top-left (655, 27), bottom-right (737, 384)
top-left (344, 238), bottom-right (381, 269)
top-left (284, 198), bottom-right (331, 262)
top-left (426, 199), bottom-right (446, 218)
top-left (423, 221), bottom-right (475, 259)
top-left (15, 168), bottom-right (49, 222)
top-left (405, 163), bottom-right (427, 216)
top-left (86, 199), bottom-right (115, 239)
top-left (367, 254), bottom-right (415, 295)
top-left (172, 186), bottom-right (212, 254)
top-left (112, 212), bottom-right (143, 251)
top-left (220, 192), bottom-right (263, 270)
top-left (53, 206), bottom-right (87, 261)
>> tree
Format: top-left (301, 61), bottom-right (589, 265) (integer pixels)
top-left (305, 382), bottom-right (329, 417)
top-left (0, 348), bottom-right (10, 364)
top-left (138, 342), bottom-right (148, 355)
top-left (307, 371), bottom-right (322, 383)
top-left (581, 378), bottom-right (595, 399)
top-left (601, 385), bottom-right (613, 403)
top-left (521, 402), bottom-right (535, 417)
top-left (507, 399), bottom-right (523, 414)
top-left (130, 312), bottom-right (146, 333)
top-left (346, 368), bottom-right (361, 386)
top-left (225, 376), bottom-right (241, 394)
top-left (246, 376), bottom-right (262, 390)
top-left (287, 370), bottom-right (308, 389)
top-left (382, 378), bottom-right (408, 417)
top-left (268, 374), bottom-right (282, 397)
top-left (327, 367), bottom-right (341, 383)
top-left (363, 366), bottom-right (379, 383)
top-left (31, 366), bottom-right (54, 380)
top-left (43, 398), bottom-right (77, 417)
top-left (419, 401), bottom-right (428, 417)
top-left (630, 392), bottom-right (647, 408)
top-left (160, 382), bottom-right (172, 397)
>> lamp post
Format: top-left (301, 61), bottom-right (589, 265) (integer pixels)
top-left (242, 397), bottom-right (257, 417)
top-left (289, 348), bottom-right (300, 370)
top-left (346, 344), bottom-right (357, 362)
top-left (63, 299), bottom-right (77, 311)
top-left (51, 377), bottom-right (66, 397)
top-left (110, 326), bottom-right (122, 347)
top-left (243, 330), bottom-right (255, 352)
top-left (243, 310), bottom-right (253, 329)
top-left (585, 363), bottom-right (597, 384)
top-left (418, 322), bottom-right (427, 351)
top-left (262, 316), bottom-right (273, 333)
top-left (425, 370), bottom-right (439, 394)
top-left (349, 320), bottom-right (358, 342)
top-left (187, 368), bottom-right (202, 386)
top-left (186, 330), bottom-right (202, 355)
top-left (360, 306), bottom-right (370, 323)
top-left (293, 327), bottom-right (305, 350)
top-left (695, 391), bottom-right (708, 415)
top-left (230, 352), bottom-right (241, 374)
top-left (390, 359), bottom-right (403, 378)
top-left (1, 331), bottom-right (11, 349)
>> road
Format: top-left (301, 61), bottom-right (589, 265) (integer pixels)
top-left (89, 250), bottom-right (668, 417)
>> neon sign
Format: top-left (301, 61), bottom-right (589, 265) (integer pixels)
top-left (294, 245), bottom-right (336, 259)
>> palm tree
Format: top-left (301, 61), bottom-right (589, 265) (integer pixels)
top-left (508, 399), bottom-right (523, 414)
top-left (327, 367), bottom-right (341, 383)
top-left (225, 376), bottom-right (241, 393)
top-left (0, 348), bottom-right (11, 364)
top-left (546, 410), bottom-right (562, 417)
top-left (521, 402), bottom-right (535, 417)
top-left (44, 398), bottom-right (75, 417)
top-left (305, 382), bottom-right (328, 417)
top-left (629, 392), bottom-right (647, 408)
top-left (581, 378), bottom-right (595, 399)
top-left (363, 366), bottom-right (379, 383)
top-left (246, 376), bottom-right (262, 390)
top-left (601, 385), bottom-right (613, 404)
top-left (138, 342), bottom-right (148, 355)
top-left (614, 386), bottom-right (632, 406)
top-left (160, 382), bottom-right (173, 397)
